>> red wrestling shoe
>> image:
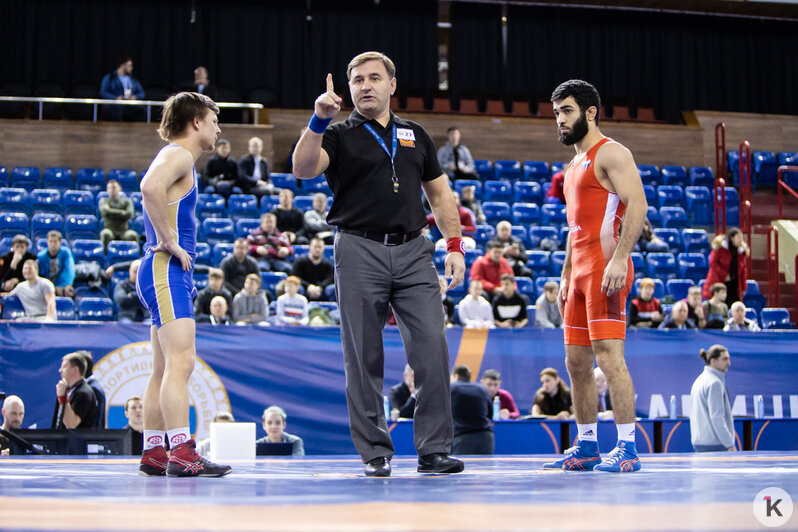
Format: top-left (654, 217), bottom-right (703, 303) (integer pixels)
top-left (166, 439), bottom-right (232, 477)
top-left (139, 445), bottom-right (168, 476)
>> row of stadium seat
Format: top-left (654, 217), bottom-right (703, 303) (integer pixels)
top-left (726, 151), bottom-right (798, 188)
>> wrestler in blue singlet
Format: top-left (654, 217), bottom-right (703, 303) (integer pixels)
top-left (136, 146), bottom-right (198, 328)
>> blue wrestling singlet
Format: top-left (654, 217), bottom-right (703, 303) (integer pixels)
top-left (136, 145), bottom-right (198, 327)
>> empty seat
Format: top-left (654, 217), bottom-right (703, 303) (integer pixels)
top-left (0, 187), bottom-right (30, 215)
top-left (30, 213), bottom-right (63, 240)
top-left (193, 271), bottom-right (209, 291)
top-left (473, 160), bottom-right (493, 181)
top-left (0, 295), bottom-right (25, 319)
top-left (513, 181), bottom-right (542, 204)
top-left (657, 185), bottom-right (684, 208)
top-left (200, 218), bottom-right (234, 245)
top-left (642, 185), bottom-right (656, 205)
top-left (75, 168), bottom-right (106, 194)
top-left (464, 249), bottom-right (482, 268)
top-left (10, 167), bottom-right (41, 189)
top-left (684, 186), bottom-right (713, 225)
top-left (227, 194), bottom-right (259, 222)
top-left (680, 229), bottom-right (710, 254)
top-left (55, 296), bottom-right (76, 320)
top-left (660, 206), bottom-right (688, 229)
top-left (271, 173), bottom-right (297, 192)
top-left (106, 240), bottom-right (140, 267)
top-left (71, 239), bottom-right (105, 266)
top-left (637, 165), bottom-right (659, 187)
top-left (260, 271), bottom-right (287, 298)
top-left (646, 252), bottom-right (678, 280)
top-left (108, 169), bottom-right (139, 193)
top-left (0, 166), bottom-right (8, 187)
top-left (293, 195), bottom-right (314, 212)
top-left (677, 253), bottom-right (708, 284)
top-left (493, 160), bottom-right (521, 181)
top-left (129, 215), bottom-right (144, 235)
top-left (719, 187), bottom-right (740, 226)
top-left (512, 203), bottom-right (541, 226)
top-left (301, 175), bottom-right (332, 195)
top-left (43, 168), bottom-right (74, 192)
top-left (753, 151), bottom-right (778, 187)
top-left (0, 212), bottom-right (29, 239)
top-left (525, 250), bottom-right (551, 276)
top-left (64, 214), bottom-right (99, 240)
top-left (212, 242), bottom-right (234, 264)
top-left (726, 151), bottom-right (739, 185)
top-left (30, 189), bottom-right (62, 215)
top-left (652, 228), bottom-right (682, 252)
top-left (660, 165), bottom-right (688, 187)
top-left (528, 226), bottom-right (558, 248)
top-left (453, 179), bottom-right (482, 197)
top-left (777, 152), bottom-right (798, 187)
top-left (746, 279), bottom-right (760, 296)
top-left (235, 218), bottom-right (261, 239)
top-left (483, 181), bottom-right (513, 203)
top-left (130, 192), bottom-right (143, 215)
top-left (630, 252), bottom-right (645, 280)
top-left (541, 204), bottom-right (567, 226)
top-left (760, 308), bottom-right (794, 330)
top-left (482, 202), bottom-right (511, 226)
top-left (472, 225), bottom-right (496, 246)
top-left (521, 161), bottom-right (550, 182)
top-left (689, 167), bottom-right (714, 188)
top-left (646, 205), bottom-right (662, 228)
top-left (666, 279), bottom-right (695, 301)
top-left (77, 297), bottom-right (115, 321)
top-left (550, 251), bottom-right (566, 276)
top-left (260, 195), bottom-right (280, 213)
top-left (196, 193), bottom-right (227, 219)
top-left (195, 242), bottom-right (213, 266)
top-left (62, 190), bottom-right (96, 215)
top-left (515, 276), bottom-right (536, 299)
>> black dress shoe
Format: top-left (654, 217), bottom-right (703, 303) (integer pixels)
top-left (364, 457), bottom-right (391, 477)
top-left (417, 453), bottom-right (465, 474)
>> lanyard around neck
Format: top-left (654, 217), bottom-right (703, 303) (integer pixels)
top-left (362, 122), bottom-right (399, 192)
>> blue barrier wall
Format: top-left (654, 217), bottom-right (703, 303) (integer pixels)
top-left (1, 323), bottom-right (796, 454)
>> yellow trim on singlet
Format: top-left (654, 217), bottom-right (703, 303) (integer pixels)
top-left (153, 252), bottom-right (174, 323)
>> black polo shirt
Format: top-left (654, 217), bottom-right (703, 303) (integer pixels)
top-left (322, 110), bottom-right (443, 234)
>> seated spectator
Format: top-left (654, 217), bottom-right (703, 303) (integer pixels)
top-left (202, 139), bottom-right (238, 196)
top-left (594, 367), bottom-right (614, 420)
top-left (437, 127), bottom-right (480, 181)
top-left (723, 301), bottom-right (761, 331)
top-left (702, 283), bottom-right (729, 329)
top-left (450, 365), bottom-right (494, 455)
top-left (636, 218), bottom-right (668, 252)
top-left (427, 191), bottom-right (477, 250)
top-left (488, 221), bottom-right (532, 278)
top-left (439, 276), bottom-right (456, 326)
top-left (272, 188), bottom-right (307, 244)
top-left (470, 241), bottom-right (514, 298)
top-left (291, 237), bottom-right (334, 301)
top-left (114, 259), bottom-right (149, 322)
top-left (1, 235), bottom-right (38, 292)
top-left (255, 406), bottom-right (305, 456)
top-left (100, 56), bottom-right (146, 121)
top-left (303, 193), bottom-right (335, 244)
top-left (459, 185), bottom-right (485, 225)
top-left (545, 171), bottom-right (565, 204)
top-left (220, 238), bottom-right (260, 295)
top-left (232, 273), bottom-right (270, 325)
top-left (535, 280), bottom-right (563, 328)
top-left (458, 280), bottom-right (494, 329)
top-left (276, 276), bottom-right (309, 325)
top-left (683, 286), bottom-right (707, 329)
top-left (182, 65), bottom-right (217, 100)
top-left (123, 396), bottom-right (144, 456)
top-left (7, 259), bottom-right (56, 321)
top-left (199, 295), bottom-right (232, 325)
top-left (194, 268), bottom-right (233, 322)
top-left (492, 274), bottom-right (528, 328)
top-left (389, 364), bottom-right (416, 420)
top-left (480, 369), bottom-right (521, 420)
top-left (659, 300), bottom-right (697, 330)
top-left (628, 278), bottom-right (663, 328)
top-left (1, 395), bottom-right (25, 455)
top-left (531, 367), bottom-right (573, 419)
top-left (196, 411), bottom-right (235, 458)
top-left (53, 352), bottom-right (97, 429)
top-left (37, 230), bottom-right (75, 298)
top-left (248, 213), bottom-right (293, 274)
top-left (99, 180), bottom-right (138, 248)
top-left (77, 350), bottom-right (107, 429)
top-left (235, 136), bottom-right (274, 197)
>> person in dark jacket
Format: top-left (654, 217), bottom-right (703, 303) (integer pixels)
top-left (100, 56), bottom-right (146, 121)
top-left (235, 137), bottom-right (273, 197)
top-left (202, 139), bottom-right (238, 195)
top-left (450, 365), bottom-right (494, 455)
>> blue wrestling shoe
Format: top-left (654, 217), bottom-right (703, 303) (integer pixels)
top-left (594, 440), bottom-right (641, 472)
top-left (542, 440), bottom-right (601, 471)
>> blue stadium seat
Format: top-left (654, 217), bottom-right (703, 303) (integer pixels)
top-left (642, 185), bottom-right (656, 205)
top-left (196, 193), bottom-right (227, 219)
top-left (525, 250), bottom-right (551, 277)
top-left (551, 251), bottom-right (566, 276)
top-left (453, 179), bottom-right (482, 197)
top-left (689, 167), bottom-right (714, 188)
top-left (43, 167), bottom-right (74, 193)
top-left (11, 166), bottom-right (41, 189)
top-left (0, 237), bottom-right (14, 255)
top-left (637, 165), bottom-right (659, 187)
top-left (64, 214), bottom-right (99, 240)
top-left (70, 239), bottom-right (105, 266)
top-left (541, 204), bottom-right (567, 226)
top-left (632, 278), bottom-right (665, 299)
top-left (482, 202), bottom-right (511, 226)
top-left (75, 168), bottom-right (106, 194)
top-left (200, 218), bottom-right (235, 245)
top-left (534, 276), bottom-right (560, 298)
top-left (34, 238), bottom-right (49, 254)
top-left (718, 187), bottom-right (740, 226)
top-left (195, 242), bottom-right (212, 266)
top-left (193, 272), bottom-right (209, 291)
top-left (235, 218), bottom-right (261, 239)
top-left (77, 297), bottom-right (115, 321)
top-left (510, 225), bottom-right (530, 247)
top-left (270, 173), bottom-right (297, 192)
top-left (646, 205), bottom-right (662, 228)
top-left (473, 160), bottom-right (493, 181)
top-left (0, 295), bottom-right (25, 319)
top-left (0, 166), bottom-right (8, 187)
top-left (646, 252), bottom-right (678, 280)
top-left (666, 279), bottom-right (695, 301)
top-left (521, 161), bottom-right (550, 183)
top-left (777, 152), bottom-right (798, 187)
top-left (660, 206), bottom-right (688, 229)
top-left (62, 190), bottom-right (96, 215)
top-left (260, 195), bottom-right (280, 213)
top-left (433, 248), bottom-right (447, 273)
top-left (130, 215), bottom-right (144, 235)
top-left (661, 166), bottom-right (688, 187)
top-left (550, 162), bottom-right (567, 175)
top-left (653, 228), bottom-right (682, 252)
top-left (213, 243), bottom-right (234, 264)
top-left (657, 186), bottom-right (684, 208)
top-left (515, 276), bottom-right (536, 300)
top-left (630, 252), bottom-right (645, 280)
top-left (528, 226), bottom-right (558, 248)
top-left (727, 151), bottom-right (739, 185)
top-left (746, 279), bottom-right (760, 296)
top-left (760, 308), bottom-right (794, 330)
top-left (108, 169), bottom-right (139, 193)
top-left (483, 180), bottom-right (513, 203)
top-left (0, 212), bottom-right (30, 239)
top-left (493, 160), bottom-right (521, 181)
top-left (512, 203), bottom-right (541, 226)
top-left (684, 186), bottom-right (712, 225)
top-left (30, 213), bottom-right (63, 240)
top-left (680, 229), bottom-right (710, 254)
top-left (472, 225), bottom-right (496, 246)
top-left (559, 226), bottom-right (569, 245)
top-left (106, 240), bottom-right (140, 267)
top-left (753, 151), bottom-right (778, 187)
top-left (260, 271), bottom-right (287, 299)
top-left (55, 296), bottom-right (76, 320)
top-left (0, 187), bottom-right (30, 215)
top-left (293, 195), bottom-right (314, 212)
top-left (227, 194), bottom-right (259, 223)
top-left (30, 189), bottom-right (62, 215)
top-left (323, 245), bottom-right (334, 262)
top-left (301, 175), bottom-right (331, 195)
top-left (130, 192), bottom-right (143, 215)
top-left (513, 181), bottom-right (542, 204)
top-left (677, 253), bottom-right (709, 284)
top-left (464, 249), bottom-right (482, 268)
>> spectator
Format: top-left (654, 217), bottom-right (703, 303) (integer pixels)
top-left (53, 352), bottom-right (98, 429)
top-left (123, 396), bottom-right (144, 456)
top-left (37, 230), bottom-right (75, 298)
top-left (437, 127), bottom-right (480, 181)
top-left (114, 259), bottom-right (149, 323)
top-left (479, 369), bottom-right (520, 420)
top-left (276, 276), bottom-right (309, 326)
top-left (194, 268), bottom-right (233, 322)
top-left (1, 235), bottom-right (38, 292)
top-left (683, 286), bottom-right (707, 329)
top-left (689, 345), bottom-right (734, 452)
top-left (702, 283), bottom-right (729, 329)
top-left (703, 227), bottom-right (749, 304)
top-left (492, 274), bottom-right (528, 328)
top-left (535, 280), bottom-right (563, 328)
top-left (196, 411), bottom-right (235, 458)
top-left (427, 191), bottom-right (476, 249)
top-left (636, 218), bottom-right (668, 252)
top-left (99, 180), bottom-right (138, 248)
top-left (220, 238), bottom-right (260, 295)
top-left (450, 365), bottom-right (494, 454)
top-left (303, 193), bottom-right (335, 244)
top-left (7, 259), bottom-right (56, 321)
top-left (255, 406), bottom-right (305, 456)
top-left (235, 136), bottom-right (273, 197)
top-left (545, 170), bottom-right (565, 204)
top-left (201, 295), bottom-right (232, 326)
top-left (77, 350), bottom-right (107, 429)
top-left (232, 273), bottom-right (270, 325)
top-left (458, 280), bottom-right (494, 329)
top-left (439, 276), bottom-right (456, 326)
top-left (531, 367), bottom-right (573, 419)
top-left (291, 237), bottom-right (334, 302)
top-left (248, 212), bottom-right (293, 274)
top-left (1, 395), bottom-right (25, 455)
top-left (594, 367), bottom-right (614, 420)
top-left (272, 188), bottom-right (307, 244)
top-left (470, 241), bottom-right (514, 297)
top-left (202, 139), bottom-right (238, 196)
top-left (659, 300), bottom-right (696, 330)
top-left (628, 278), bottom-right (664, 328)
top-left (100, 56), bottom-right (145, 121)
top-left (723, 301), bottom-right (761, 331)
top-left (459, 185), bottom-right (485, 225)
top-left (183, 66), bottom-right (217, 100)
top-left (389, 364), bottom-right (416, 420)
top-left (489, 221), bottom-right (532, 279)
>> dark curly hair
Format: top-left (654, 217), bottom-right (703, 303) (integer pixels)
top-left (551, 79), bottom-right (602, 125)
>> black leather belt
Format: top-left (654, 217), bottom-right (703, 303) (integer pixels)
top-left (341, 228), bottom-right (423, 246)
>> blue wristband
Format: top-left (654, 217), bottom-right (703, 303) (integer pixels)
top-left (308, 114), bottom-right (332, 134)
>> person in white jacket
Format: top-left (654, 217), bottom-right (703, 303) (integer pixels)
top-left (689, 345), bottom-right (735, 452)
top-left (458, 280), bottom-right (494, 329)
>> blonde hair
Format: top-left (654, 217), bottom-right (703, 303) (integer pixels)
top-left (347, 51), bottom-right (396, 80)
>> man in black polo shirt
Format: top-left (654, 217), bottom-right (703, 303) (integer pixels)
top-left (450, 365), bottom-right (494, 455)
top-left (53, 352), bottom-right (98, 430)
top-left (293, 51), bottom-right (466, 477)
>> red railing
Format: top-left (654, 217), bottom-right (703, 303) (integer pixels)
top-left (738, 141), bottom-right (753, 272)
top-left (714, 123), bottom-right (727, 235)
top-left (714, 178), bottom-right (727, 235)
top-left (777, 166), bottom-right (798, 219)
top-left (767, 225), bottom-right (779, 307)
top-left (715, 123), bottom-right (726, 181)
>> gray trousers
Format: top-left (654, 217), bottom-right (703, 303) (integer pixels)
top-left (334, 232), bottom-right (454, 462)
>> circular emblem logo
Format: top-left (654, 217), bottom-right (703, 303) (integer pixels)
top-left (93, 341), bottom-right (230, 441)
top-left (753, 487), bottom-right (793, 528)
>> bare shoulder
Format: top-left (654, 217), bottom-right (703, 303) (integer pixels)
top-left (144, 145), bottom-right (194, 185)
top-left (595, 140), bottom-right (635, 170)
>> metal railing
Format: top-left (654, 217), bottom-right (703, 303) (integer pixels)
top-left (777, 165), bottom-right (798, 219)
top-left (714, 123), bottom-right (727, 235)
top-left (767, 225), bottom-right (779, 307)
top-left (0, 96), bottom-right (263, 124)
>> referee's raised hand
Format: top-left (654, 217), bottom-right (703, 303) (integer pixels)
top-left (314, 74), bottom-right (342, 119)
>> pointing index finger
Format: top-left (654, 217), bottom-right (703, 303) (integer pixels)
top-left (326, 73), bottom-right (334, 93)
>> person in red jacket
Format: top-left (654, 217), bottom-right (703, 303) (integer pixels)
top-left (702, 227), bottom-right (749, 304)
top-left (470, 241), bottom-right (514, 297)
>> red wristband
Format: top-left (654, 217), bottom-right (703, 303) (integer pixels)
top-left (58, 395), bottom-right (66, 405)
top-left (446, 237), bottom-right (465, 255)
